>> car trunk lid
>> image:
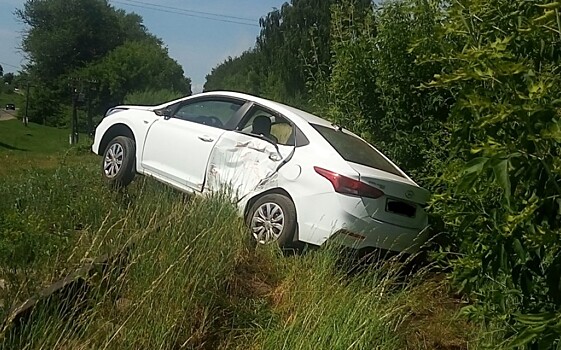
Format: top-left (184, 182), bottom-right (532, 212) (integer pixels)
top-left (349, 162), bottom-right (430, 230)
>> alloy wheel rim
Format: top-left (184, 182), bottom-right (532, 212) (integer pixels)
top-left (103, 143), bottom-right (124, 178)
top-left (251, 202), bottom-right (284, 244)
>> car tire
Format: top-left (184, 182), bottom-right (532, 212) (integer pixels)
top-left (102, 136), bottom-right (136, 189)
top-left (246, 193), bottom-right (297, 248)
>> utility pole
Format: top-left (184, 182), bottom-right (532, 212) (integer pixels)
top-left (85, 80), bottom-right (98, 137)
top-left (71, 87), bottom-right (79, 145)
top-left (86, 92), bottom-right (92, 137)
top-left (23, 82), bottom-right (30, 127)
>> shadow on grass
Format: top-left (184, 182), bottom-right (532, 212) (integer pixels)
top-left (0, 141), bottom-right (28, 152)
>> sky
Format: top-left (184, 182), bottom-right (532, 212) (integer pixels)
top-left (0, 0), bottom-right (286, 93)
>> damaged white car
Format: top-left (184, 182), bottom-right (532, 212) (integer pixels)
top-left (92, 91), bottom-right (430, 253)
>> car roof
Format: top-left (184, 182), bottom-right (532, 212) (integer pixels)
top-left (195, 91), bottom-right (333, 128)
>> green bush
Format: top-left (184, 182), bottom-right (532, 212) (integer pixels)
top-left (124, 88), bottom-right (184, 105)
top-left (307, 0), bottom-right (561, 347)
top-left (426, 0), bottom-right (561, 347)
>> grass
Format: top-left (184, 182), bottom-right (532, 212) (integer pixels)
top-left (0, 120), bottom-right (503, 349)
top-left (0, 90), bottom-right (25, 111)
top-left (0, 119), bottom-right (78, 153)
top-left (0, 120), bottom-right (91, 175)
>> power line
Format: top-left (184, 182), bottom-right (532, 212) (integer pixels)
top-left (0, 61), bottom-right (21, 70)
top-left (110, 0), bottom-right (260, 27)
top-left (120, 0), bottom-right (257, 22)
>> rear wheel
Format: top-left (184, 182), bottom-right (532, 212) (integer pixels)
top-left (246, 193), bottom-right (297, 248)
top-left (102, 136), bottom-right (136, 189)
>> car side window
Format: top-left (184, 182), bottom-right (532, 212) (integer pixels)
top-left (173, 100), bottom-right (243, 129)
top-left (238, 107), bottom-right (295, 146)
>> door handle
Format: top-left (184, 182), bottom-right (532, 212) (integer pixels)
top-left (198, 135), bottom-right (214, 142)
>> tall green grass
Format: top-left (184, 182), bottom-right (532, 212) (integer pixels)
top-left (0, 161), bottom-right (497, 349)
top-left (1, 182), bottom-right (247, 349)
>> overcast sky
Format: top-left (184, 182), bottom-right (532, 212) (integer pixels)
top-left (0, 0), bottom-right (286, 93)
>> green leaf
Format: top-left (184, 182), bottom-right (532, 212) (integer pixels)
top-left (534, 10), bottom-right (557, 22)
top-left (513, 239), bottom-right (526, 261)
top-left (507, 326), bottom-right (540, 348)
top-left (500, 243), bottom-right (507, 271)
top-left (491, 158), bottom-right (511, 205)
top-left (462, 157), bottom-right (489, 175)
top-left (537, 2), bottom-right (561, 10)
top-left (516, 312), bottom-right (557, 326)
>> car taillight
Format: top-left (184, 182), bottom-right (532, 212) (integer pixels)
top-left (314, 166), bottom-right (384, 199)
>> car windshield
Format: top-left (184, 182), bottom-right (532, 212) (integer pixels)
top-left (311, 124), bottom-right (404, 177)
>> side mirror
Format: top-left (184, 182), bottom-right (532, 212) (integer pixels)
top-left (154, 107), bottom-right (173, 119)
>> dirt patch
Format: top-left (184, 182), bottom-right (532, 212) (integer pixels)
top-left (226, 250), bottom-right (279, 301)
top-left (402, 275), bottom-right (476, 350)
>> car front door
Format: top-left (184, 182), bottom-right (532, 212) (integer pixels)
top-left (205, 105), bottom-right (298, 200)
top-left (141, 98), bottom-right (246, 192)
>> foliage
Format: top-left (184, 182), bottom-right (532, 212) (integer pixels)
top-left (0, 168), bottom-right (486, 349)
top-left (204, 50), bottom-right (265, 96)
top-left (79, 40), bottom-right (191, 110)
top-left (204, 0), bottom-right (374, 108)
top-left (2, 73), bottom-right (14, 85)
top-left (124, 89), bottom-right (185, 106)
top-left (0, 118), bottom-right (488, 349)
top-left (425, 0), bottom-right (561, 347)
top-left (310, 0), bottom-right (449, 181)
top-left (16, 0), bottom-right (191, 127)
top-left (7, 0), bottom-right (561, 346)
top-left (208, 0), bottom-right (561, 346)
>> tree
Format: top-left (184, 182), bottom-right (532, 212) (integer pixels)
top-left (309, 0), bottom-right (449, 179)
top-left (204, 50), bottom-right (264, 95)
top-left (18, 0), bottom-right (123, 80)
top-left (204, 0), bottom-right (372, 107)
top-left (3, 73), bottom-right (15, 85)
top-left (17, 0), bottom-right (191, 126)
top-left (80, 40), bottom-right (191, 109)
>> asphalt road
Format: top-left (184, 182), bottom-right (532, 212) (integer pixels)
top-left (0, 108), bottom-right (18, 121)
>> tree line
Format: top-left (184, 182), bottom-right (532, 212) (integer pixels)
top-left (205, 0), bottom-right (561, 347)
top-left (14, 0), bottom-right (191, 128)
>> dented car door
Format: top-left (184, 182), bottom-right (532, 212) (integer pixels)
top-left (204, 131), bottom-right (293, 199)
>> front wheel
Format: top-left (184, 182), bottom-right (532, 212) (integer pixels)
top-left (102, 136), bottom-right (136, 189)
top-left (246, 193), bottom-right (297, 248)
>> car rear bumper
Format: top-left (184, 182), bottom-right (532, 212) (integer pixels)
top-left (296, 192), bottom-right (429, 254)
top-left (328, 213), bottom-right (430, 254)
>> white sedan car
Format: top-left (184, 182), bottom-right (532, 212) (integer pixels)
top-left (92, 91), bottom-right (430, 253)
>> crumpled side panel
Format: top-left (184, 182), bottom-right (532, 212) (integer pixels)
top-left (205, 133), bottom-right (282, 200)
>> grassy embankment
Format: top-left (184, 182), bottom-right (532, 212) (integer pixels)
top-left (0, 121), bottom-right (497, 349)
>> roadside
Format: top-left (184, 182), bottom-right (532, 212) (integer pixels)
top-left (0, 119), bottom-right (92, 175)
top-left (0, 120), bottom-right (498, 349)
top-left (0, 109), bottom-right (17, 121)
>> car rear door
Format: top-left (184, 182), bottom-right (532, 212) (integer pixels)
top-left (141, 98), bottom-right (247, 192)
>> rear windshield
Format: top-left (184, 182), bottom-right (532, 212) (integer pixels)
top-left (312, 124), bottom-right (404, 177)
